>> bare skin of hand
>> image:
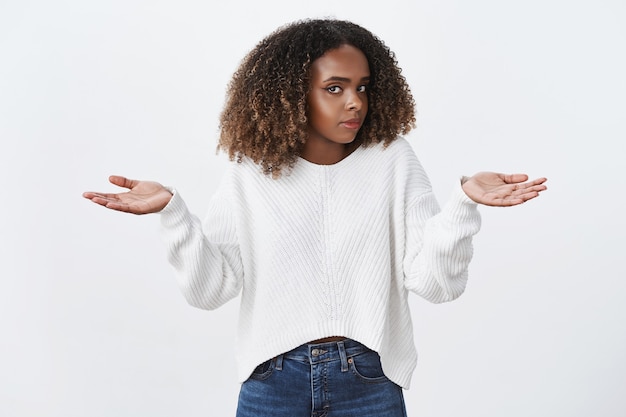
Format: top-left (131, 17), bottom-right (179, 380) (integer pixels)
top-left (82, 175), bottom-right (173, 214)
top-left (462, 172), bottom-right (548, 207)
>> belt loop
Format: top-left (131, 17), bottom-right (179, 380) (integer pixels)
top-left (275, 354), bottom-right (284, 371)
top-left (337, 341), bottom-right (348, 372)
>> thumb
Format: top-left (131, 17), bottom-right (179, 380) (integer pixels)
top-left (503, 173), bottom-right (529, 184)
top-left (109, 175), bottom-right (139, 190)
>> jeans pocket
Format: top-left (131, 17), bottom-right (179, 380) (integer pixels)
top-left (248, 358), bottom-right (276, 381)
top-left (348, 350), bottom-right (390, 384)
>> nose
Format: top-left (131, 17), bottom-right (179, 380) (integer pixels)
top-left (346, 91), bottom-right (363, 111)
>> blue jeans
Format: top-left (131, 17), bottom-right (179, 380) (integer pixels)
top-left (236, 339), bottom-right (408, 417)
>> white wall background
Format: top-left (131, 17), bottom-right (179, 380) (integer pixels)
top-left (1, 0), bottom-right (625, 416)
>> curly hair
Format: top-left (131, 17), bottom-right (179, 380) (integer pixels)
top-left (218, 18), bottom-right (416, 176)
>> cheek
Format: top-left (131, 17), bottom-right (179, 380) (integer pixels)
top-left (306, 94), bottom-right (321, 121)
top-left (308, 95), bottom-right (335, 123)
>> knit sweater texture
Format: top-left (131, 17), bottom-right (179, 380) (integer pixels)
top-left (159, 137), bottom-right (481, 389)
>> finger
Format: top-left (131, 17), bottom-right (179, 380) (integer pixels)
top-left (519, 191), bottom-right (541, 202)
top-left (109, 175), bottom-right (140, 190)
top-left (105, 200), bottom-right (151, 215)
top-left (83, 191), bottom-right (106, 198)
top-left (83, 191), bottom-right (122, 200)
top-left (511, 185), bottom-right (547, 196)
top-left (512, 188), bottom-right (545, 204)
top-left (489, 196), bottom-right (524, 207)
top-left (528, 183), bottom-right (548, 192)
top-left (491, 182), bottom-right (546, 206)
top-left (503, 173), bottom-right (529, 184)
top-left (493, 190), bottom-right (540, 206)
top-left (90, 196), bottom-right (137, 213)
top-left (104, 201), bottom-right (134, 213)
top-left (518, 177), bottom-right (548, 188)
top-left (84, 195), bottom-right (119, 208)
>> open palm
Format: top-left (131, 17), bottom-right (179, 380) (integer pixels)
top-left (462, 172), bottom-right (547, 207)
top-left (83, 175), bottom-right (172, 214)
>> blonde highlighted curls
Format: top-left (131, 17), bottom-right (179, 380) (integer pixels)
top-left (218, 19), bottom-right (416, 177)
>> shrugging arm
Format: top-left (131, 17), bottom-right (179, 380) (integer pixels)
top-left (160, 188), bottom-right (243, 310)
top-left (403, 183), bottom-right (481, 303)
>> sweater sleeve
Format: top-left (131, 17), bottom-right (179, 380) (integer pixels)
top-left (159, 183), bottom-right (244, 310)
top-left (403, 180), bottom-right (481, 303)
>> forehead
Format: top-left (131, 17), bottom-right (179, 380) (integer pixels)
top-left (310, 44), bottom-right (370, 78)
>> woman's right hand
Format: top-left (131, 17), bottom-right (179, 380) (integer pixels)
top-left (83, 175), bottom-right (173, 214)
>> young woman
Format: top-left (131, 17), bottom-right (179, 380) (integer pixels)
top-left (84, 19), bottom-right (547, 417)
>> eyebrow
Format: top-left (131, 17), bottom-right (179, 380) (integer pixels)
top-left (322, 76), bottom-right (371, 83)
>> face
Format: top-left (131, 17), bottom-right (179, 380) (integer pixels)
top-left (306, 44), bottom-right (370, 149)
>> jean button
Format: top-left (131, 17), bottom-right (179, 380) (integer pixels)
top-left (311, 349), bottom-right (320, 356)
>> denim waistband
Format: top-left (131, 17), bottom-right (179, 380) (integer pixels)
top-left (280, 338), bottom-right (371, 368)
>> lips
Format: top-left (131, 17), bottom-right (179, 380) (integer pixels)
top-left (341, 118), bottom-right (361, 129)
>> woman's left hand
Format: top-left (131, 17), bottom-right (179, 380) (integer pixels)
top-left (462, 172), bottom-right (547, 207)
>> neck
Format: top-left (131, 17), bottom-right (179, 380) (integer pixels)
top-left (300, 140), bottom-right (359, 165)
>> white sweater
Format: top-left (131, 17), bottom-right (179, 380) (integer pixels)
top-left (159, 137), bottom-right (481, 389)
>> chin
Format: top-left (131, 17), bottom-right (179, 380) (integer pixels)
top-left (337, 134), bottom-right (359, 145)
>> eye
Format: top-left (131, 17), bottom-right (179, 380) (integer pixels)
top-left (357, 85), bottom-right (368, 93)
top-left (326, 85), bottom-right (342, 94)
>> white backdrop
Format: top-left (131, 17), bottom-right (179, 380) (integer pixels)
top-left (1, 0), bottom-right (625, 416)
